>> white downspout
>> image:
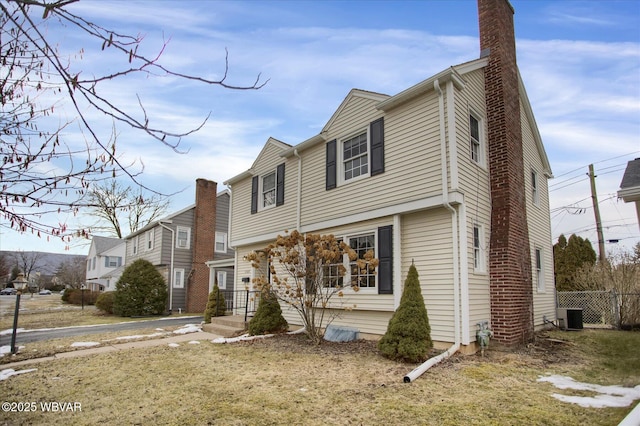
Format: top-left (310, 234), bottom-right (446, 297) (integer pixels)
top-left (293, 149), bottom-right (302, 231)
top-left (404, 78), bottom-right (461, 382)
top-left (159, 221), bottom-right (175, 313)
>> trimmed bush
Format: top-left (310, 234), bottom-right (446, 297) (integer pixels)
top-left (63, 288), bottom-right (100, 306)
top-left (95, 291), bottom-right (116, 314)
top-left (113, 259), bottom-right (168, 317)
top-left (378, 264), bottom-right (433, 362)
top-left (248, 291), bottom-right (288, 335)
top-left (204, 285), bottom-right (226, 323)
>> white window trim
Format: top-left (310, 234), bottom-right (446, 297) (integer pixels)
top-left (215, 232), bottom-right (228, 253)
top-left (173, 268), bottom-right (185, 289)
top-left (330, 230), bottom-right (378, 293)
top-left (469, 111), bottom-right (486, 168)
top-left (535, 248), bottom-right (545, 293)
top-left (217, 271), bottom-right (227, 290)
top-left (176, 226), bottom-right (191, 249)
top-left (531, 169), bottom-right (540, 207)
top-left (337, 127), bottom-right (370, 187)
top-left (132, 236), bottom-right (138, 255)
top-left (473, 224), bottom-right (487, 273)
top-left (145, 229), bottom-right (154, 251)
top-left (260, 170), bottom-right (277, 211)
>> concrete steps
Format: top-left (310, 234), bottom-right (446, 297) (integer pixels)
top-left (202, 315), bottom-right (247, 337)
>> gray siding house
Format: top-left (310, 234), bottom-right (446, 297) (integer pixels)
top-left (124, 180), bottom-right (235, 313)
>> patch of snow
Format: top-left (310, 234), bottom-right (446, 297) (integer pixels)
top-left (155, 328), bottom-right (165, 331)
top-left (1, 368), bottom-right (37, 381)
top-left (0, 345), bottom-right (24, 357)
top-left (211, 333), bottom-right (274, 344)
top-left (0, 328), bottom-right (26, 336)
top-left (172, 324), bottom-right (202, 335)
top-left (70, 342), bottom-right (100, 348)
top-left (168, 343), bottom-right (180, 348)
top-left (188, 341), bottom-right (201, 345)
top-left (538, 375), bottom-right (640, 408)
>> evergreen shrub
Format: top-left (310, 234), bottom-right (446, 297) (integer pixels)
top-left (378, 264), bottom-right (433, 362)
top-left (248, 291), bottom-right (288, 335)
top-left (113, 259), bottom-right (168, 317)
top-left (204, 285), bottom-right (226, 323)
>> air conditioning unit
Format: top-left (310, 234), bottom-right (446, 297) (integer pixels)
top-left (557, 308), bottom-right (583, 330)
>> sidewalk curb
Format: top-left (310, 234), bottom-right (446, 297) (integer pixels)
top-left (1, 331), bottom-right (221, 370)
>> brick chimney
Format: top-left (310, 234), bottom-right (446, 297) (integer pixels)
top-left (187, 178), bottom-right (217, 313)
top-left (479, 0), bottom-right (534, 344)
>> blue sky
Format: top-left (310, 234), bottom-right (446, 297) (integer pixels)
top-left (1, 0), bottom-right (639, 256)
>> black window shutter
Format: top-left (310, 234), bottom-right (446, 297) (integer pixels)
top-left (378, 225), bottom-right (393, 294)
top-left (326, 139), bottom-right (337, 190)
top-left (276, 163), bottom-right (285, 206)
top-left (370, 117), bottom-right (385, 176)
top-left (251, 175), bottom-right (258, 214)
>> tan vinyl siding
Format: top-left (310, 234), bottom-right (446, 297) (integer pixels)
top-left (455, 68), bottom-right (493, 336)
top-left (402, 209), bottom-right (456, 343)
top-left (230, 144), bottom-right (299, 242)
top-left (301, 92), bottom-right (444, 225)
top-left (521, 100), bottom-right (556, 327)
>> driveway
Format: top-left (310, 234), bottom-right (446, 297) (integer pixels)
top-left (0, 316), bottom-right (203, 346)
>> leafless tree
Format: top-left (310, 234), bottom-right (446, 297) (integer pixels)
top-left (86, 179), bottom-right (169, 238)
top-left (9, 250), bottom-right (46, 278)
top-left (1, 0), bottom-right (265, 243)
top-left (55, 255), bottom-right (86, 289)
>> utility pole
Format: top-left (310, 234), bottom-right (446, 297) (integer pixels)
top-left (588, 164), bottom-right (606, 262)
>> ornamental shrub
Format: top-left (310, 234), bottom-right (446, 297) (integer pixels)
top-left (248, 291), bottom-right (288, 335)
top-left (113, 259), bottom-right (168, 317)
top-left (95, 291), bottom-right (116, 314)
top-left (204, 285), bottom-right (226, 323)
top-left (378, 264), bottom-right (433, 362)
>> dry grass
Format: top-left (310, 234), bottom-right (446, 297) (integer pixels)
top-left (1, 329), bottom-right (639, 426)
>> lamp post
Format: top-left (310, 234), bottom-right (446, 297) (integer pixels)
top-left (10, 273), bottom-right (28, 355)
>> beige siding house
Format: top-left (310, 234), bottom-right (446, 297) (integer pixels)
top-left (225, 0), bottom-right (555, 351)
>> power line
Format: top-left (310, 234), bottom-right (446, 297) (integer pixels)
top-left (551, 151), bottom-right (640, 180)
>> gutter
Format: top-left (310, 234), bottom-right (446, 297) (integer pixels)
top-left (404, 78), bottom-right (461, 382)
top-left (158, 221), bottom-right (175, 313)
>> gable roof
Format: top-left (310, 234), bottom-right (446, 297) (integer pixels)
top-left (224, 138), bottom-right (290, 185)
top-left (618, 158), bottom-right (640, 202)
top-left (91, 236), bottom-right (123, 254)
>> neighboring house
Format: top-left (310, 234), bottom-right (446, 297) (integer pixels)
top-left (124, 179), bottom-right (234, 313)
top-left (206, 190), bottom-right (235, 293)
top-left (618, 158), bottom-right (640, 231)
top-left (224, 0), bottom-right (555, 351)
top-left (85, 236), bottom-right (125, 291)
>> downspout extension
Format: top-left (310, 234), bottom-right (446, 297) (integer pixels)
top-left (404, 79), bottom-right (461, 382)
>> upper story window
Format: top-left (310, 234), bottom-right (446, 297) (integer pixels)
top-left (326, 118), bottom-right (385, 190)
top-left (531, 169), bottom-right (540, 206)
top-left (176, 226), bottom-right (191, 249)
top-left (132, 236), bottom-right (138, 255)
top-left (469, 113), bottom-right (485, 166)
top-left (104, 256), bottom-right (122, 268)
top-left (262, 171), bottom-right (276, 208)
top-left (342, 131), bottom-right (369, 182)
top-left (145, 229), bottom-right (154, 251)
top-left (251, 163), bottom-right (285, 214)
top-left (215, 232), bottom-right (227, 253)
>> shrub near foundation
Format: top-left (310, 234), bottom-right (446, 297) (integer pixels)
top-left (249, 291), bottom-right (288, 335)
top-left (378, 264), bottom-right (433, 362)
top-left (204, 285), bottom-right (226, 323)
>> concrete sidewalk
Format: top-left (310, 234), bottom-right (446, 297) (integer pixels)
top-left (1, 331), bottom-right (221, 370)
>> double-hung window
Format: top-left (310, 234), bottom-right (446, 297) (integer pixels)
top-left (215, 232), bottom-right (227, 253)
top-left (469, 113), bottom-right (484, 166)
top-left (342, 131), bottom-right (369, 182)
top-left (251, 163), bottom-right (285, 214)
top-left (531, 170), bottom-right (540, 206)
top-left (173, 268), bottom-right (185, 288)
top-left (535, 248), bottom-right (544, 292)
top-left (145, 229), bottom-right (154, 251)
top-left (349, 233), bottom-right (377, 289)
top-left (176, 226), bottom-right (191, 249)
